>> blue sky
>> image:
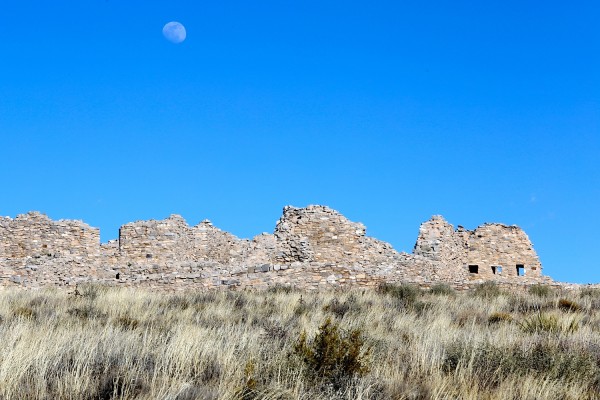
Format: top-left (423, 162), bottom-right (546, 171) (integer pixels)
top-left (1, 1), bottom-right (598, 283)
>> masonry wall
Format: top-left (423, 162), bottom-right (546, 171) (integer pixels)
top-left (0, 206), bottom-right (548, 290)
top-left (117, 215), bottom-right (247, 266)
top-left (273, 205), bottom-right (399, 265)
top-left (414, 216), bottom-right (542, 279)
top-left (413, 215), bottom-right (468, 267)
top-left (0, 212), bottom-right (99, 262)
top-left (467, 224), bottom-right (542, 278)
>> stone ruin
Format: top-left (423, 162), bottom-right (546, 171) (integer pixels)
top-left (414, 215), bottom-right (542, 279)
top-left (0, 205), bottom-right (552, 290)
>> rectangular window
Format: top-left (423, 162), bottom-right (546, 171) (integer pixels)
top-left (492, 266), bottom-right (502, 275)
top-left (516, 264), bottom-right (525, 276)
top-left (469, 265), bottom-right (479, 274)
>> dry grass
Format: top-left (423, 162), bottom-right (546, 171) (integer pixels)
top-left (0, 283), bottom-right (599, 399)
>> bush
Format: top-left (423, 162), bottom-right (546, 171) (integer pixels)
top-left (267, 284), bottom-right (296, 295)
top-left (77, 283), bottom-right (109, 300)
top-left (378, 283), bottom-right (421, 307)
top-left (529, 284), bottom-right (552, 298)
top-left (519, 313), bottom-right (579, 334)
top-left (472, 281), bottom-right (502, 299)
top-left (293, 317), bottom-right (371, 390)
top-left (323, 295), bottom-right (360, 319)
top-left (506, 295), bottom-right (545, 313)
top-left (113, 315), bottom-right (140, 330)
top-left (488, 312), bottom-right (512, 324)
top-left (430, 283), bottom-right (456, 296)
top-left (580, 287), bottom-right (600, 298)
top-left (558, 298), bottom-right (582, 312)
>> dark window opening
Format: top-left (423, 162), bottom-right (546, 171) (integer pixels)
top-left (516, 264), bottom-right (525, 276)
top-left (146, 253), bottom-right (153, 259)
top-left (116, 273), bottom-right (120, 279)
top-left (469, 265), bottom-right (479, 274)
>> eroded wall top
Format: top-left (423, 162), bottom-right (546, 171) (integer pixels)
top-left (273, 205), bottom-right (398, 265)
top-left (0, 212), bottom-right (99, 262)
top-left (414, 216), bottom-right (542, 278)
top-left (118, 215), bottom-right (247, 265)
top-left (0, 206), bottom-right (547, 289)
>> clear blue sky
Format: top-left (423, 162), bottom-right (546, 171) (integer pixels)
top-left (1, 1), bottom-right (598, 283)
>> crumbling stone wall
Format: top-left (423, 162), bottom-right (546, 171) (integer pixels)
top-left (0, 206), bottom-right (548, 290)
top-left (118, 215), bottom-right (195, 264)
top-left (0, 212), bottom-right (99, 263)
top-left (414, 216), bottom-right (542, 279)
top-left (273, 205), bottom-right (398, 265)
top-left (467, 223), bottom-right (542, 278)
top-left (193, 219), bottom-right (247, 265)
top-left (413, 216), bottom-right (468, 266)
top-left (118, 215), bottom-right (247, 266)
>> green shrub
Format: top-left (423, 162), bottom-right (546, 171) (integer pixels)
top-left (293, 296), bottom-right (309, 316)
top-left (579, 287), bottom-right (600, 298)
top-left (378, 283), bottom-right (421, 306)
top-left (529, 284), bottom-right (552, 298)
top-left (113, 315), bottom-right (140, 330)
top-left (488, 312), bottom-right (512, 324)
top-left (66, 305), bottom-right (107, 322)
top-left (77, 283), bottom-right (108, 300)
top-left (323, 298), bottom-right (351, 319)
top-left (430, 283), bottom-right (456, 296)
top-left (472, 281), bottom-right (502, 299)
top-left (293, 317), bottom-right (371, 390)
top-left (519, 313), bottom-right (579, 334)
top-left (267, 284), bottom-right (295, 294)
top-left (506, 295), bottom-right (545, 313)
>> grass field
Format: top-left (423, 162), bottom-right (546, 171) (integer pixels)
top-left (1, 282), bottom-right (600, 399)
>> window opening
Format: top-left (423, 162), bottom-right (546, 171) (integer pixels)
top-left (516, 264), bottom-right (525, 276)
top-left (469, 265), bottom-right (479, 274)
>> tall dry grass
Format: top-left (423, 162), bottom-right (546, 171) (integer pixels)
top-left (0, 283), bottom-right (599, 399)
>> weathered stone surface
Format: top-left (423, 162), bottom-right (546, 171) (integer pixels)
top-left (0, 206), bottom-right (552, 290)
top-left (414, 216), bottom-right (542, 279)
top-left (0, 212), bottom-right (99, 261)
top-left (273, 205), bottom-right (399, 265)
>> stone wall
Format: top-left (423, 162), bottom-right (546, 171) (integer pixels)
top-left (117, 215), bottom-right (247, 267)
top-left (413, 215), bottom-right (468, 267)
top-left (0, 212), bottom-right (99, 262)
top-left (0, 206), bottom-right (549, 290)
top-left (414, 216), bottom-right (542, 279)
top-left (467, 223), bottom-right (542, 278)
top-left (273, 205), bottom-right (399, 265)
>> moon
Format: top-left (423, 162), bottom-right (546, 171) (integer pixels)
top-left (163, 21), bottom-right (186, 44)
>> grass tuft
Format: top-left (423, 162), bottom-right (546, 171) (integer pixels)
top-left (529, 284), bottom-right (553, 297)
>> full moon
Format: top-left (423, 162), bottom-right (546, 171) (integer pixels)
top-left (163, 21), bottom-right (186, 44)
